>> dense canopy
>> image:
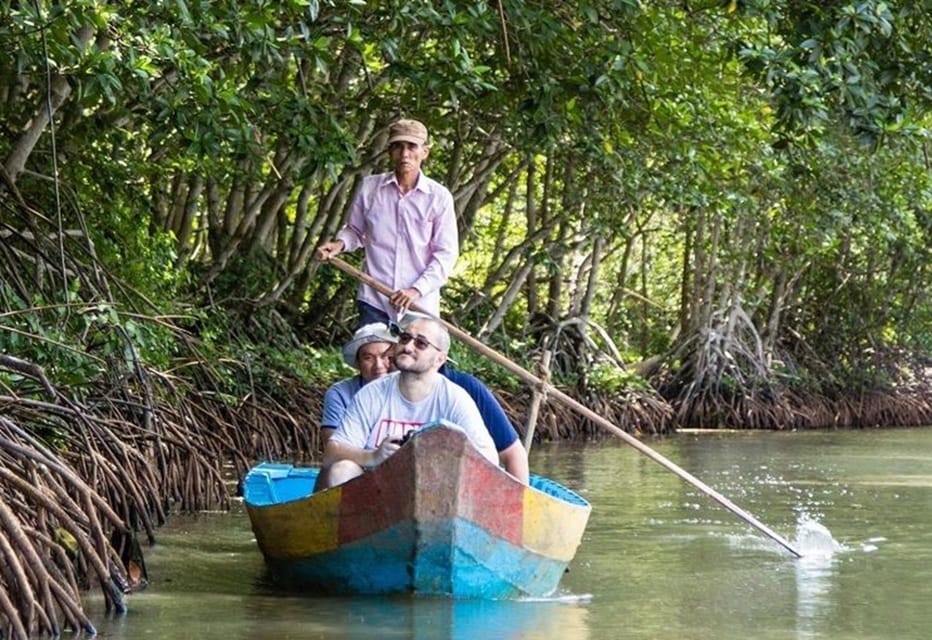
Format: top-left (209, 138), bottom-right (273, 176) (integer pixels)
top-left (1, 1), bottom-right (931, 636)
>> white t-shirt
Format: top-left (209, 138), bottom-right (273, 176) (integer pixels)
top-left (331, 371), bottom-right (498, 465)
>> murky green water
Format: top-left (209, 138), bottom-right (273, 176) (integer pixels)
top-left (87, 427), bottom-right (932, 639)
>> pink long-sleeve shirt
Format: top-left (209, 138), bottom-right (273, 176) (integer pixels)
top-left (336, 171), bottom-right (459, 319)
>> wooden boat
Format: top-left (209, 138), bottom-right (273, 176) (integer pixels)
top-left (242, 422), bottom-right (591, 598)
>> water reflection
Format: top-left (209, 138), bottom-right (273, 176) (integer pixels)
top-left (246, 565), bottom-right (590, 640)
top-left (358, 597), bottom-right (588, 640)
top-left (794, 552), bottom-right (836, 640)
top-left (235, 593), bottom-right (590, 640)
top-left (90, 576), bottom-right (591, 640)
top-left (793, 518), bottom-right (842, 640)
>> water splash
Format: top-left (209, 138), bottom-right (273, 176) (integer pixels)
top-left (521, 592), bottom-right (593, 604)
top-left (794, 516), bottom-right (844, 561)
top-left (862, 536), bottom-right (885, 553)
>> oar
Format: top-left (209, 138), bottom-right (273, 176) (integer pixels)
top-left (326, 256), bottom-right (803, 558)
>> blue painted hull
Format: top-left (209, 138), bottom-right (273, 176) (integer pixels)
top-left (263, 517), bottom-right (570, 598)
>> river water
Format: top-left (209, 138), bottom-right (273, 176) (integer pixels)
top-left (86, 427), bottom-right (932, 639)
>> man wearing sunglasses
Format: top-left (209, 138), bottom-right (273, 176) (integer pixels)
top-left (320, 317), bottom-right (498, 489)
top-left (318, 320), bottom-right (530, 485)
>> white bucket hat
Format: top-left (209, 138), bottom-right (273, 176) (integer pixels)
top-left (342, 323), bottom-right (398, 368)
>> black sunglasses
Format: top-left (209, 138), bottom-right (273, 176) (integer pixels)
top-left (396, 331), bottom-right (440, 352)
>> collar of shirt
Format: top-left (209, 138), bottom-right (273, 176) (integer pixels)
top-left (382, 171), bottom-right (432, 195)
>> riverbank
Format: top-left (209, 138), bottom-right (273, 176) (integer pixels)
top-left (301, 369), bottom-right (932, 440)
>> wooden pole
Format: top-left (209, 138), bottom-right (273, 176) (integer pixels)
top-left (327, 257), bottom-right (802, 558)
top-left (522, 350), bottom-right (551, 453)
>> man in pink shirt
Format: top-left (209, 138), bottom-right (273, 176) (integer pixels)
top-left (316, 118), bottom-right (459, 327)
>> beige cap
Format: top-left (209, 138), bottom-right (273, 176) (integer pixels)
top-left (387, 119), bottom-right (429, 146)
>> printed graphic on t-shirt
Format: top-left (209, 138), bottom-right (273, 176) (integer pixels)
top-left (367, 419), bottom-right (423, 448)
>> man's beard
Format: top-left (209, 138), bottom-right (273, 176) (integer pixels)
top-left (394, 353), bottom-right (433, 375)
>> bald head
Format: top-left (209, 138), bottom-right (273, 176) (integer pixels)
top-left (393, 317), bottom-right (449, 374)
top-left (407, 318), bottom-right (449, 352)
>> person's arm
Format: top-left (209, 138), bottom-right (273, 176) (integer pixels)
top-left (445, 369), bottom-right (521, 446)
top-left (498, 441), bottom-right (530, 484)
top-left (324, 378), bottom-right (401, 468)
top-left (323, 437), bottom-right (399, 468)
top-left (319, 427), bottom-right (336, 445)
top-left (389, 287), bottom-right (422, 314)
top-left (320, 379), bottom-right (357, 446)
top-left (445, 369), bottom-right (527, 483)
top-left (316, 177), bottom-right (374, 260)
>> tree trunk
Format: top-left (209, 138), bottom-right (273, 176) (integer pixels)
top-left (463, 222), bottom-right (558, 316)
top-left (525, 155), bottom-right (547, 318)
top-left (678, 207), bottom-right (694, 338)
top-left (477, 258), bottom-right (535, 339)
top-left (174, 175), bottom-right (205, 268)
top-left (3, 25), bottom-right (95, 185)
top-left (490, 173), bottom-right (518, 268)
top-left (579, 236), bottom-right (603, 323)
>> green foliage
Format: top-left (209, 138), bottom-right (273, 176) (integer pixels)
top-left (586, 362), bottom-right (651, 394)
top-left (1, 0), bottom-right (929, 407)
top-left (736, 0), bottom-right (930, 145)
top-left (235, 339), bottom-right (348, 398)
top-left (765, 131), bottom-right (932, 378)
top-left (446, 343), bottom-right (523, 395)
top-left (204, 251), bottom-right (282, 303)
top-left (0, 285), bottom-right (178, 390)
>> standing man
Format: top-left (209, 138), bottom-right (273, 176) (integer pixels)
top-left (321, 317), bottom-right (497, 489)
top-left (316, 118), bottom-right (458, 327)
